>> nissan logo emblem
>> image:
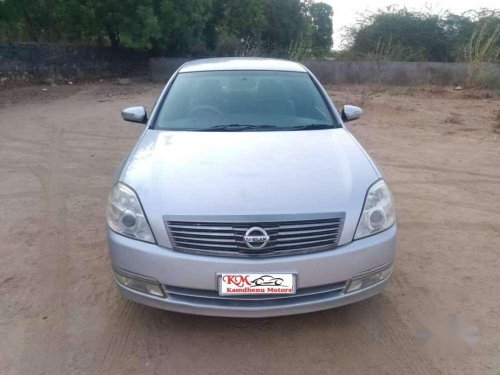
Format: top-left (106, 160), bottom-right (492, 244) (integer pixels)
top-left (243, 227), bottom-right (270, 249)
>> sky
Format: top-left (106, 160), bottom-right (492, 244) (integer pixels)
top-left (320, 0), bottom-right (500, 49)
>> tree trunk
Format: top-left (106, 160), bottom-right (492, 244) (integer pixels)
top-left (106, 26), bottom-right (120, 48)
top-left (22, 10), bottom-right (38, 42)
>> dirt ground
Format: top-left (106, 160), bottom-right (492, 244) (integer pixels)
top-left (0, 80), bottom-right (499, 375)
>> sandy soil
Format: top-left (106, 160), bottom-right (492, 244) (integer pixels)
top-left (0, 80), bottom-right (499, 375)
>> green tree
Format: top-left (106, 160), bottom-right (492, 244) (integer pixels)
top-left (0, 0), bottom-right (63, 42)
top-left (0, 0), bottom-right (162, 48)
top-left (222, 0), bottom-right (267, 44)
top-left (344, 7), bottom-right (499, 62)
top-left (203, 0), bottom-right (225, 50)
top-left (153, 0), bottom-right (214, 55)
top-left (262, 0), bottom-right (307, 53)
top-left (0, 0), bottom-right (335, 57)
top-left (309, 2), bottom-right (333, 56)
top-left (349, 8), bottom-right (449, 61)
top-left (84, 0), bottom-right (162, 49)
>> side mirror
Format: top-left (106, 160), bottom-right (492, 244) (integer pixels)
top-left (121, 106), bottom-right (148, 124)
top-left (341, 105), bottom-right (363, 122)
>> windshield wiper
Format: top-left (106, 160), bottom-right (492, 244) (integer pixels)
top-left (176, 123), bottom-right (334, 132)
top-left (201, 124), bottom-right (280, 131)
top-left (284, 124), bottom-right (334, 131)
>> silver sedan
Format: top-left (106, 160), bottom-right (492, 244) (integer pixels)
top-left (107, 58), bottom-right (396, 317)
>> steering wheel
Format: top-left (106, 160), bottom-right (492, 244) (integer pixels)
top-left (189, 105), bottom-right (223, 117)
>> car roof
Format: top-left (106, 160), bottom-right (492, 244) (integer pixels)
top-left (178, 58), bottom-right (307, 73)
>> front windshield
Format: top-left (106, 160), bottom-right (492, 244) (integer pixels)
top-left (153, 70), bottom-right (339, 131)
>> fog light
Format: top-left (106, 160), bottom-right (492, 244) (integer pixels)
top-left (345, 264), bottom-right (392, 293)
top-left (114, 270), bottom-right (165, 297)
top-left (145, 284), bottom-right (165, 297)
top-left (346, 279), bottom-right (363, 293)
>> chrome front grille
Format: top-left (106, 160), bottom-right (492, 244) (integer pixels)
top-left (164, 213), bottom-right (345, 257)
top-left (163, 281), bottom-right (346, 307)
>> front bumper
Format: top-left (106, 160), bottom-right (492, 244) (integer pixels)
top-left (108, 225), bottom-right (396, 317)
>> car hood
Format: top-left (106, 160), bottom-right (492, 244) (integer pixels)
top-left (122, 129), bottom-right (380, 247)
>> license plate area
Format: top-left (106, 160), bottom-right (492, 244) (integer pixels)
top-left (218, 273), bottom-right (296, 296)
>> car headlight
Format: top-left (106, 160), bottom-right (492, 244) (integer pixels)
top-left (354, 179), bottom-right (395, 240)
top-left (107, 182), bottom-right (155, 243)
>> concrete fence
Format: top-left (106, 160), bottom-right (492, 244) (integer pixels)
top-left (149, 57), bottom-right (500, 87)
top-left (304, 60), bottom-right (470, 85)
top-left (148, 57), bottom-right (190, 82)
top-left (1, 43), bottom-right (498, 87)
top-left (0, 43), bottom-right (148, 81)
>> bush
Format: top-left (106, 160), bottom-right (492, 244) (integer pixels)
top-left (343, 7), bottom-right (500, 63)
top-left (475, 67), bottom-right (500, 89)
top-left (428, 67), bottom-right (455, 85)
